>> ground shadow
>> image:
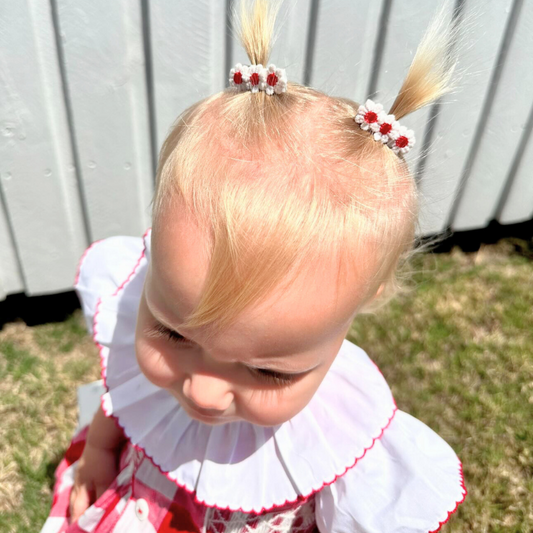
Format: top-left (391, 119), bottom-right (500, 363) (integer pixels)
top-left (45, 451), bottom-right (65, 492)
top-left (0, 290), bottom-right (80, 330)
top-left (420, 218), bottom-right (533, 257)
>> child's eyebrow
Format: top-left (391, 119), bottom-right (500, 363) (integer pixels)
top-left (147, 297), bottom-right (186, 330)
top-left (146, 299), bottom-right (320, 375)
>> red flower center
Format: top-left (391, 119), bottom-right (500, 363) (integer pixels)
top-left (396, 136), bottom-right (409, 148)
top-left (267, 72), bottom-right (278, 86)
top-left (364, 111), bottom-right (378, 123)
top-left (380, 123), bottom-right (392, 135)
top-left (250, 72), bottom-right (260, 86)
top-left (233, 72), bottom-right (242, 84)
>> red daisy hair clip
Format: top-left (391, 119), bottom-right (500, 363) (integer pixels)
top-left (229, 63), bottom-right (287, 95)
top-left (355, 99), bottom-right (416, 155)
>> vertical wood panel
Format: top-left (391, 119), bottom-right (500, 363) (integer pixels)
top-left (310, 0), bottom-right (384, 101)
top-left (56, 0), bottom-right (154, 241)
top-left (0, 0), bottom-right (86, 295)
top-left (451, 0), bottom-right (533, 231)
top-left (499, 107), bottom-right (533, 224)
top-left (0, 197), bottom-right (24, 298)
top-left (417, 0), bottom-right (513, 236)
top-left (150, 0), bottom-right (226, 150)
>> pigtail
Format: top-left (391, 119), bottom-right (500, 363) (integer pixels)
top-left (233, 0), bottom-right (282, 68)
top-left (388, 4), bottom-right (458, 120)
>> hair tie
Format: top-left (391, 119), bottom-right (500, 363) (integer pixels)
top-left (229, 63), bottom-right (288, 95)
top-left (355, 99), bottom-right (415, 155)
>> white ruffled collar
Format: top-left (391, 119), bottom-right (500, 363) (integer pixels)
top-left (94, 229), bottom-right (398, 513)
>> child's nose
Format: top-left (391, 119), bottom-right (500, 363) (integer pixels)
top-left (182, 374), bottom-right (234, 413)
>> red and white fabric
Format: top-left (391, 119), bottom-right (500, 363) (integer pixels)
top-left (40, 230), bottom-right (466, 533)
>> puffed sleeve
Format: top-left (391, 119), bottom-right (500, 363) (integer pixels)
top-left (74, 235), bottom-right (147, 335)
top-left (315, 410), bottom-right (466, 533)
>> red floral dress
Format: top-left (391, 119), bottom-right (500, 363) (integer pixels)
top-left (43, 426), bottom-right (318, 533)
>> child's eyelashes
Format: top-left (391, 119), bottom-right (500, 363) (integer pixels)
top-left (153, 322), bottom-right (190, 344)
top-left (150, 322), bottom-right (298, 387)
top-left (248, 367), bottom-right (297, 387)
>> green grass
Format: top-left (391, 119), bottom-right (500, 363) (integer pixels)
top-left (0, 316), bottom-right (100, 533)
top-left (348, 242), bottom-right (533, 532)
top-left (0, 239), bottom-right (532, 532)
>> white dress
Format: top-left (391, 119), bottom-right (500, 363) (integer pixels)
top-left (40, 229), bottom-right (466, 533)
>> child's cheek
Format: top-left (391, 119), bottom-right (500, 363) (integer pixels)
top-left (135, 336), bottom-right (181, 389)
top-left (243, 381), bottom-right (318, 426)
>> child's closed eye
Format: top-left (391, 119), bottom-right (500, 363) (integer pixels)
top-left (150, 323), bottom-right (298, 387)
top-left (152, 322), bottom-right (190, 344)
top-left (247, 367), bottom-right (297, 387)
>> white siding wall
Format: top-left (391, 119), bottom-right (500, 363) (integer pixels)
top-left (0, 0), bottom-right (531, 299)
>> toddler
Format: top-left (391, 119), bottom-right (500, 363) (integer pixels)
top-left (40, 1), bottom-right (467, 532)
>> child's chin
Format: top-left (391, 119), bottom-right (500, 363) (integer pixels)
top-left (186, 407), bottom-right (239, 425)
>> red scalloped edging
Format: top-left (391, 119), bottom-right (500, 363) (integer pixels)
top-left (372, 343), bottom-right (468, 532)
top-left (428, 462), bottom-right (467, 533)
top-left (89, 228), bottom-right (401, 515)
top-left (101, 388), bottom-right (397, 516)
top-left (73, 238), bottom-right (104, 286)
top-left (107, 399), bottom-right (397, 516)
top-left (94, 228), bottom-right (151, 385)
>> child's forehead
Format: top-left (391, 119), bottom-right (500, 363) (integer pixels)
top-left (146, 259), bottom-right (350, 353)
top-left (148, 213), bottom-right (368, 350)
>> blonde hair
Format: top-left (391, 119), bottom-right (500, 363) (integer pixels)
top-left (152, 0), bottom-right (457, 335)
